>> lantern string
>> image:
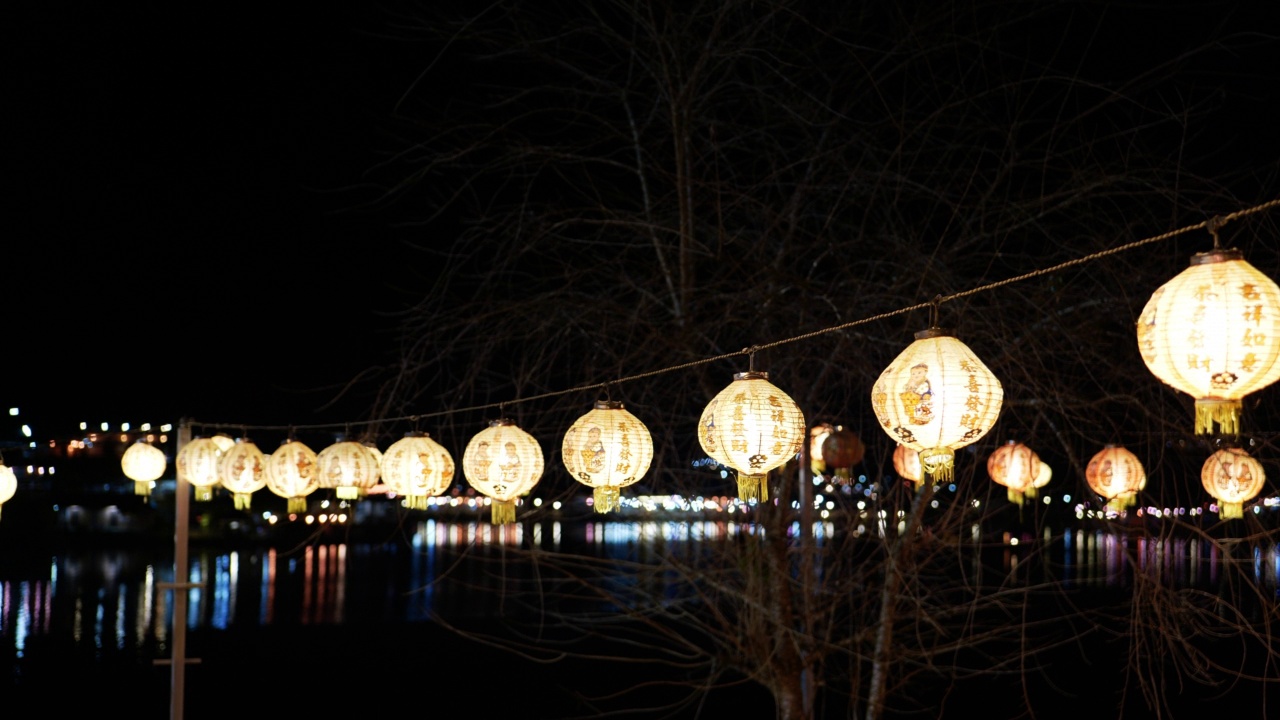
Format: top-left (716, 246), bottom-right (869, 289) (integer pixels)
top-left (189, 198), bottom-right (1280, 433)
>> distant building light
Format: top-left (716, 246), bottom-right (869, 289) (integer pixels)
top-left (8, 408), bottom-right (17, 416)
top-left (140, 423), bottom-right (151, 432)
top-left (80, 422), bottom-right (88, 431)
top-left (160, 424), bottom-right (173, 432)
top-left (100, 422), bottom-right (109, 432)
top-left (122, 423), bottom-right (131, 432)
top-left (20, 425), bottom-right (31, 437)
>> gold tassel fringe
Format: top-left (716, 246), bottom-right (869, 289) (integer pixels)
top-left (337, 486), bottom-right (359, 500)
top-left (737, 474), bottom-right (768, 502)
top-left (1220, 501), bottom-right (1244, 520)
top-left (287, 497), bottom-right (307, 514)
top-left (1196, 399), bottom-right (1241, 436)
top-left (194, 486), bottom-right (213, 502)
top-left (594, 485), bottom-right (621, 514)
top-left (491, 499), bottom-right (517, 525)
top-left (920, 448), bottom-right (954, 484)
top-left (1007, 488), bottom-right (1024, 506)
top-left (135, 480), bottom-right (152, 497)
top-left (233, 493), bottom-right (252, 511)
top-left (404, 494), bottom-right (429, 511)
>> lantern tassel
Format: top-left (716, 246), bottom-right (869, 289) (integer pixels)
top-left (233, 493), bottom-right (252, 511)
top-left (919, 448), bottom-right (954, 484)
top-left (491, 499), bottom-right (517, 525)
top-left (337, 486), bottom-right (360, 500)
top-left (1195, 400), bottom-right (1241, 436)
top-left (594, 486), bottom-right (621, 514)
top-left (737, 473), bottom-right (768, 503)
top-left (287, 497), bottom-right (307, 514)
top-left (405, 494), bottom-right (428, 511)
top-left (193, 485), bottom-right (213, 502)
top-left (135, 480), bottom-right (152, 497)
top-left (1007, 488), bottom-right (1024, 506)
top-left (1220, 501), bottom-right (1244, 520)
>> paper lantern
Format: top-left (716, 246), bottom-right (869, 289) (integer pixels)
top-left (265, 440), bottom-right (319, 514)
top-left (0, 464), bottom-right (16, 521)
top-left (893, 444), bottom-right (924, 486)
top-left (1085, 444), bottom-right (1146, 513)
top-left (176, 436), bottom-right (225, 502)
top-left (987, 440), bottom-right (1042, 506)
top-left (872, 328), bottom-right (1004, 483)
top-left (218, 437), bottom-right (268, 510)
top-left (211, 433), bottom-right (236, 453)
top-left (818, 425), bottom-right (864, 481)
top-left (562, 400), bottom-right (654, 513)
top-left (1201, 447), bottom-right (1266, 519)
top-left (1137, 248), bottom-right (1280, 435)
top-left (380, 432), bottom-right (455, 510)
top-left (699, 371), bottom-right (806, 502)
top-left (121, 440), bottom-right (166, 498)
top-left (463, 419), bottom-right (544, 525)
top-left (316, 440), bottom-right (381, 500)
top-left (1027, 459), bottom-right (1052, 500)
top-left (697, 397), bottom-right (733, 467)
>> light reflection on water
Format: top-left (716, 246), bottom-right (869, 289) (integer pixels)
top-left (1, 520), bottom-right (1277, 664)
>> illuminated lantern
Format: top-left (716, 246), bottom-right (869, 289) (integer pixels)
top-left (121, 440), bottom-right (166, 498)
top-left (380, 432), bottom-right (455, 510)
top-left (562, 400), bottom-right (654, 513)
top-left (819, 425), bottom-right (864, 481)
top-left (1085, 444), bottom-right (1146, 513)
top-left (211, 432), bottom-right (236, 454)
top-left (463, 419), bottom-right (544, 525)
top-left (1201, 447), bottom-right (1266, 519)
top-left (697, 397), bottom-right (733, 467)
top-left (0, 464), bottom-right (16, 521)
top-left (700, 371), bottom-right (806, 502)
top-left (1027, 460), bottom-right (1052, 500)
top-left (1137, 248), bottom-right (1280, 435)
top-left (176, 436), bottom-right (225, 502)
top-left (872, 328), bottom-right (1003, 483)
top-left (265, 439), bottom-right (319, 514)
top-left (986, 440), bottom-right (1042, 506)
top-left (218, 437), bottom-right (268, 510)
top-left (316, 439), bottom-right (381, 500)
top-left (892, 444), bottom-right (924, 486)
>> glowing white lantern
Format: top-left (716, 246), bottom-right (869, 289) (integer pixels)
top-left (463, 419), bottom-right (544, 525)
top-left (218, 437), bottom-right (268, 510)
top-left (1028, 460), bottom-right (1052, 499)
top-left (211, 432), bottom-right (236, 454)
top-left (0, 464), bottom-right (16, 521)
top-left (986, 440), bottom-right (1043, 506)
top-left (266, 440), bottom-right (319, 514)
top-left (121, 440), bottom-right (166, 498)
top-left (562, 400), bottom-right (654, 513)
top-left (700, 371), bottom-right (806, 502)
top-left (1085, 444), bottom-right (1146, 513)
top-left (316, 440), bottom-right (381, 500)
top-left (176, 436), bottom-right (225, 502)
top-left (380, 432), bottom-right (455, 510)
top-left (1201, 447), bottom-right (1266, 519)
top-left (1137, 248), bottom-right (1280, 435)
top-left (872, 328), bottom-right (1003, 483)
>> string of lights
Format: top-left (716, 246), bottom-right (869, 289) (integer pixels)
top-left (190, 199), bottom-right (1280, 435)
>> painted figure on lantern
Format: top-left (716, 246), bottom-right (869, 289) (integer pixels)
top-left (580, 426), bottom-right (606, 473)
top-left (900, 363), bottom-right (934, 425)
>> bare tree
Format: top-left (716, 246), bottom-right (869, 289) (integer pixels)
top-left (351, 1), bottom-right (1280, 717)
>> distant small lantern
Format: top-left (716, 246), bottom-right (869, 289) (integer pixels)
top-left (381, 431), bottom-right (455, 510)
top-left (211, 432), bottom-right (236, 454)
top-left (1085, 444), bottom-right (1146, 513)
top-left (1201, 447), bottom-right (1266, 519)
top-left (987, 440), bottom-right (1043, 506)
top-left (463, 419), bottom-right (544, 525)
top-left (316, 440), bottom-right (382, 501)
top-left (817, 425), bottom-right (864, 481)
top-left (872, 328), bottom-right (1003, 483)
top-left (177, 436), bottom-right (225, 502)
top-left (0, 464), bottom-right (16, 521)
top-left (121, 440), bottom-right (166, 498)
top-left (893, 444), bottom-right (924, 487)
top-left (1028, 460), bottom-right (1052, 500)
top-left (562, 400), bottom-right (654, 514)
top-left (1137, 247), bottom-right (1280, 436)
top-left (266, 439), bottom-right (319, 514)
top-left (699, 371), bottom-right (805, 502)
top-left (218, 437), bottom-right (268, 510)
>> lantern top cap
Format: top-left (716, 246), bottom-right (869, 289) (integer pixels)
top-left (1190, 248), bottom-right (1242, 265)
top-left (593, 400), bottom-right (624, 410)
top-left (488, 418), bottom-right (516, 428)
top-left (403, 430), bottom-right (429, 438)
top-left (733, 371), bottom-right (769, 381)
top-left (913, 327), bottom-right (954, 340)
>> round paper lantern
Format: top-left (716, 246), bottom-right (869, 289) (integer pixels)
top-left (819, 425), bottom-right (864, 481)
top-left (562, 400), bottom-right (654, 514)
top-left (1085, 444), bottom-right (1146, 513)
top-left (699, 371), bottom-right (806, 503)
top-left (987, 440), bottom-right (1041, 506)
top-left (697, 396), bottom-right (733, 467)
top-left (872, 328), bottom-right (1003, 483)
top-left (121, 440), bottom-right (166, 498)
top-left (211, 433), bottom-right (236, 454)
top-left (1201, 447), bottom-right (1266, 519)
top-left (1137, 248), bottom-right (1280, 435)
top-left (265, 440), bottom-right (319, 514)
top-left (1027, 459), bottom-right (1053, 500)
top-left (0, 464), bottom-right (16, 521)
top-left (893, 444), bottom-right (924, 486)
top-left (218, 437), bottom-right (268, 510)
top-left (380, 432), bottom-right (455, 510)
top-left (176, 436), bottom-right (225, 502)
top-left (316, 440), bottom-right (381, 500)
top-left (463, 419), bottom-right (544, 525)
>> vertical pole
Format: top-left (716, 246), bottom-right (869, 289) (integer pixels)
top-left (797, 423), bottom-right (815, 719)
top-left (171, 418), bottom-right (192, 720)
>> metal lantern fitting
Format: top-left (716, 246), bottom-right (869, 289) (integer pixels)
top-left (1137, 248), bottom-right (1280, 436)
top-left (0, 464), bottom-right (16, 521)
top-left (381, 431), bottom-right (455, 511)
top-left (121, 440), bottom-right (166, 498)
top-left (176, 436), bottom-right (224, 502)
top-left (699, 371), bottom-right (806, 503)
top-left (316, 440), bottom-right (381, 500)
top-left (562, 400), bottom-right (654, 514)
top-left (1085, 444), bottom-right (1146, 513)
top-left (987, 440), bottom-right (1044, 506)
top-left (266, 440), bottom-right (319, 514)
top-left (872, 328), bottom-right (1004, 483)
top-left (218, 437), bottom-right (268, 510)
top-left (463, 419), bottom-right (544, 525)
top-left (893, 444), bottom-right (924, 486)
top-left (1201, 447), bottom-right (1266, 519)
